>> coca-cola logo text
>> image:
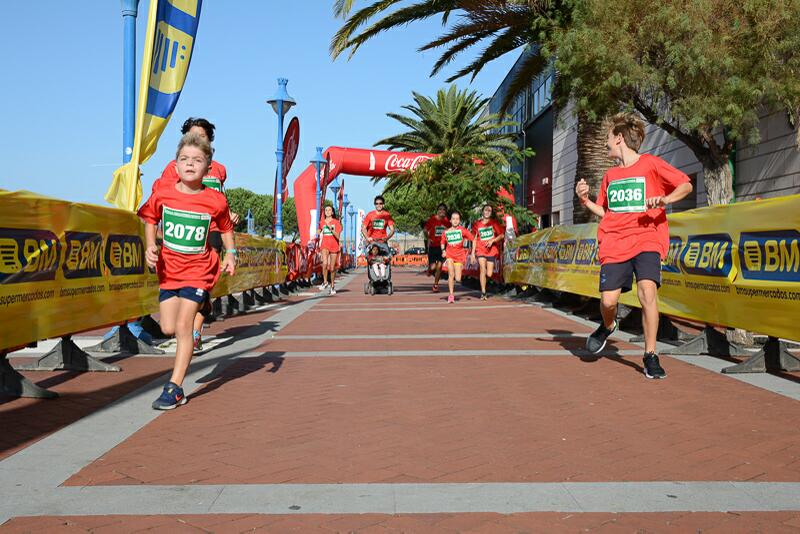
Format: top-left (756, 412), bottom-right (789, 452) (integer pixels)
top-left (384, 153), bottom-right (432, 173)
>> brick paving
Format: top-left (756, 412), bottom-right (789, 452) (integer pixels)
top-left (3, 511), bottom-right (800, 533)
top-left (3, 270), bottom-right (800, 531)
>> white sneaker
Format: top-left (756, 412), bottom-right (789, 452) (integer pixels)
top-left (318, 283), bottom-right (328, 291)
top-left (329, 288), bottom-right (336, 295)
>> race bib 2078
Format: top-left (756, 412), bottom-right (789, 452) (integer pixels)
top-left (607, 177), bottom-right (646, 213)
top-left (162, 206), bottom-right (211, 254)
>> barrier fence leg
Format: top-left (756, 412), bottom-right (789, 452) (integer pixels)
top-left (722, 337), bottom-right (800, 374)
top-left (254, 287), bottom-right (271, 304)
top-left (1, 352), bottom-right (58, 399)
top-left (630, 315), bottom-right (694, 344)
top-left (242, 290), bottom-right (255, 311)
top-left (15, 336), bottom-right (121, 372)
top-left (86, 324), bottom-right (165, 355)
top-left (140, 315), bottom-right (168, 341)
top-left (221, 294), bottom-right (241, 318)
top-left (662, 326), bottom-right (750, 357)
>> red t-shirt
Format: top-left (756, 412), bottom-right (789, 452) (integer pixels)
top-left (472, 219), bottom-right (504, 257)
top-left (138, 185), bottom-right (233, 291)
top-left (153, 160), bottom-right (229, 232)
top-left (363, 210), bottom-right (395, 240)
top-left (424, 215), bottom-right (450, 247)
top-left (596, 154), bottom-right (690, 264)
top-left (441, 225), bottom-right (475, 264)
top-left (319, 218), bottom-right (343, 252)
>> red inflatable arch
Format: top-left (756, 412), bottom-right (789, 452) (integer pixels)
top-left (293, 147), bottom-right (435, 245)
top-left (293, 146), bottom-right (517, 246)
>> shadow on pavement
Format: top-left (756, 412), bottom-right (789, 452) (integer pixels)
top-left (190, 353), bottom-right (285, 401)
top-left (546, 328), bottom-right (644, 374)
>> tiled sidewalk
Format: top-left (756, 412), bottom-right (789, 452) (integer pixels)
top-left (2, 270), bottom-right (800, 532)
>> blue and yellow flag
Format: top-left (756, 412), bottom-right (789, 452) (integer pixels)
top-left (105, 0), bottom-right (203, 211)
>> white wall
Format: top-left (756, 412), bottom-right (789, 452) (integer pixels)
top-left (551, 103), bottom-right (577, 224)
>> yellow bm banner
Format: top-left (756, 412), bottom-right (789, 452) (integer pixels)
top-left (0, 191), bottom-right (286, 352)
top-left (504, 194), bottom-right (800, 342)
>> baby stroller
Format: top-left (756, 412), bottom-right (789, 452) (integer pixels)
top-left (365, 241), bottom-right (393, 295)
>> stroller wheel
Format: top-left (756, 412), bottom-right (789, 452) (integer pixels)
top-left (368, 285), bottom-right (375, 295)
top-left (387, 282), bottom-right (393, 295)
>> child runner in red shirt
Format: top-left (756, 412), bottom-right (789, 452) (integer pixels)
top-left (471, 204), bottom-right (505, 301)
top-left (318, 205), bottom-right (343, 295)
top-left (576, 113), bottom-right (692, 379)
top-left (424, 203), bottom-right (450, 292)
top-left (151, 118), bottom-right (239, 351)
top-left (441, 210), bottom-right (475, 304)
top-left (139, 132), bottom-right (236, 409)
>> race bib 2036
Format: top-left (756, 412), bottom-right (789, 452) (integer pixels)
top-left (607, 177), bottom-right (646, 213)
top-left (162, 206), bottom-right (211, 254)
top-left (479, 227), bottom-right (495, 241)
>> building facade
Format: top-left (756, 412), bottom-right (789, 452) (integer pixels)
top-left (486, 49), bottom-right (800, 227)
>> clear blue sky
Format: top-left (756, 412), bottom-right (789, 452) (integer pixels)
top-left (0, 1), bottom-right (519, 219)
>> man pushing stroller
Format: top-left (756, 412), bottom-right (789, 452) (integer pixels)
top-left (361, 195), bottom-right (395, 295)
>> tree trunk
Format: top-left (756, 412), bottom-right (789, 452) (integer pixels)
top-left (700, 155), bottom-right (755, 346)
top-left (572, 111), bottom-right (614, 223)
top-left (701, 156), bottom-right (734, 206)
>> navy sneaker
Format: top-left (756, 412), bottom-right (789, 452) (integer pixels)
top-left (643, 352), bottom-right (667, 379)
top-left (152, 382), bottom-right (187, 410)
top-left (586, 321), bottom-right (617, 354)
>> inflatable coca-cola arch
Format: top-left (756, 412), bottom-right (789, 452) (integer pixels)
top-left (293, 147), bottom-right (437, 246)
top-left (293, 146), bottom-right (517, 246)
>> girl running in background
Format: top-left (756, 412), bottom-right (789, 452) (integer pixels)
top-left (139, 132), bottom-right (236, 410)
top-left (441, 211), bottom-right (474, 304)
top-left (318, 205), bottom-right (343, 295)
top-left (471, 204), bottom-right (505, 300)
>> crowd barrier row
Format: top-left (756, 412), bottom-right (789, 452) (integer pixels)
top-left (0, 190), bottom-right (288, 354)
top-left (503, 194), bottom-right (800, 345)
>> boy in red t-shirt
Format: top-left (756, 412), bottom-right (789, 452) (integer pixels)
top-left (151, 118), bottom-right (239, 350)
top-left (424, 203), bottom-right (451, 292)
top-left (139, 133), bottom-right (236, 409)
top-left (441, 211), bottom-right (475, 304)
top-left (576, 113), bottom-right (693, 379)
top-left (471, 204), bottom-right (505, 300)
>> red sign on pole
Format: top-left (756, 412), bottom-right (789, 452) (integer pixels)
top-left (282, 117), bottom-right (300, 198)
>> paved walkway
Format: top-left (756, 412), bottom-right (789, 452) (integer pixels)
top-left (2, 269), bottom-right (800, 532)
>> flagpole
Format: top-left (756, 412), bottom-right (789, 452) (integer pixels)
top-left (121, 0), bottom-right (139, 165)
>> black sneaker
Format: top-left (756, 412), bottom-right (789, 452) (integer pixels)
top-left (643, 352), bottom-right (666, 379)
top-left (586, 321), bottom-right (617, 354)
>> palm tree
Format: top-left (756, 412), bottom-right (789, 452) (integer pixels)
top-left (331, 0), bottom-right (611, 224)
top-left (376, 85), bottom-right (519, 191)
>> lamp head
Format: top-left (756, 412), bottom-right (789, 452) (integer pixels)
top-left (266, 78), bottom-right (296, 117)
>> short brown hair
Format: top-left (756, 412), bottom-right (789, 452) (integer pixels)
top-left (176, 132), bottom-right (213, 163)
top-left (609, 112), bottom-right (646, 152)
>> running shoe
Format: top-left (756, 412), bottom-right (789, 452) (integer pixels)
top-left (193, 330), bottom-right (203, 352)
top-left (330, 288), bottom-right (337, 295)
top-left (643, 352), bottom-right (667, 379)
top-left (585, 321), bottom-right (617, 354)
top-left (480, 293), bottom-right (487, 301)
top-left (432, 284), bottom-right (440, 293)
top-left (318, 283), bottom-right (328, 291)
top-left (152, 382), bottom-right (187, 410)
top-left (448, 295), bottom-right (455, 303)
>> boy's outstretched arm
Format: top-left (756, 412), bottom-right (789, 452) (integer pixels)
top-left (575, 179), bottom-right (606, 218)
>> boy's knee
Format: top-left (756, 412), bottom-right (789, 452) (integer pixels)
top-left (160, 324), bottom-right (175, 336)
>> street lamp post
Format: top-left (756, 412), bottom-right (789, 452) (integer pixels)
top-left (348, 205), bottom-right (356, 263)
top-left (266, 78), bottom-right (296, 240)
top-left (310, 146), bottom-right (326, 237)
top-left (121, 0), bottom-right (139, 164)
top-left (342, 193), bottom-right (350, 264)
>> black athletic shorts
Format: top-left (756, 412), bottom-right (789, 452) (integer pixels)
top-left (599, 251), bottom-right (661, 293)
top-left (208, 231), bottom-right (223, 253)
top-left (428, 246), bottom-right (443, 265)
